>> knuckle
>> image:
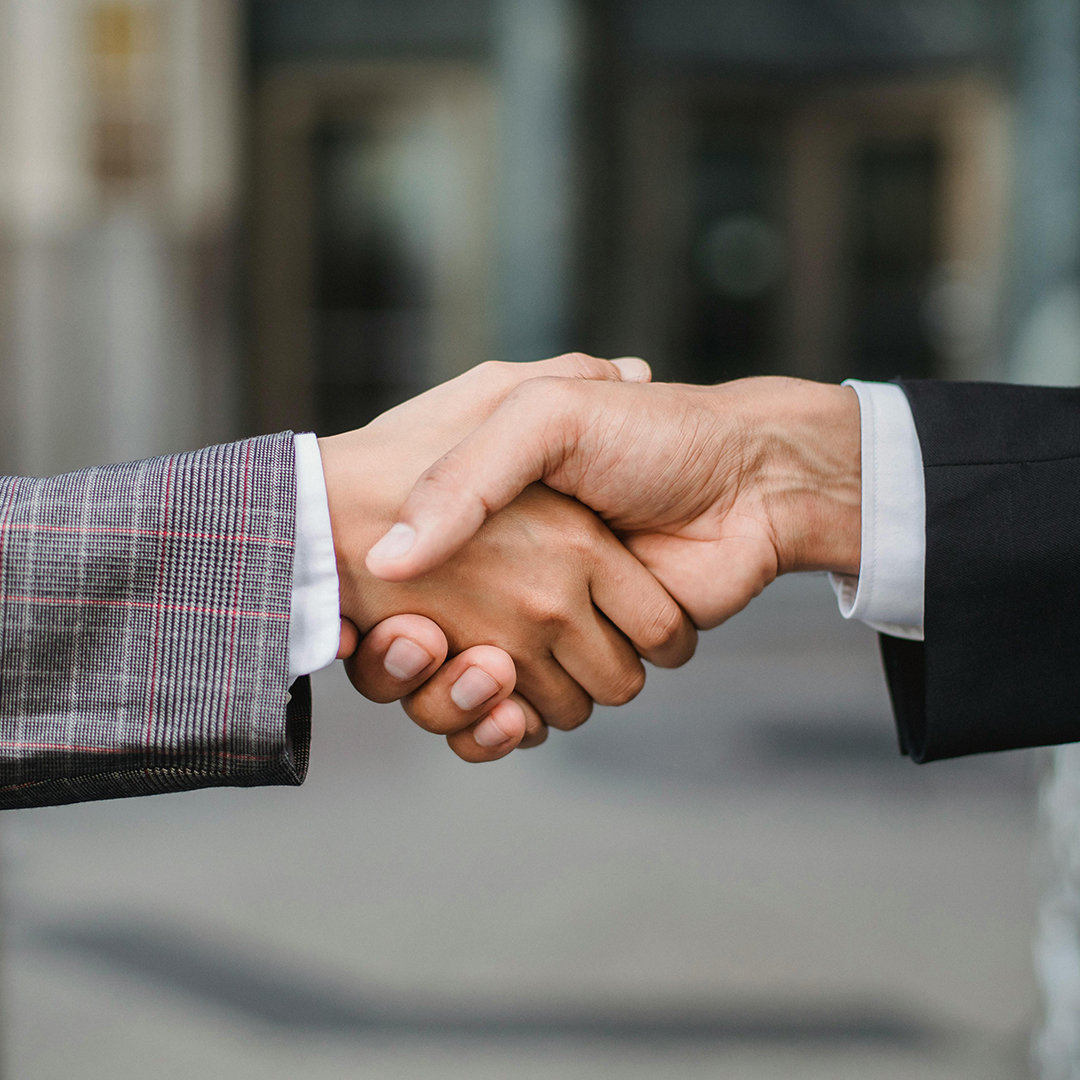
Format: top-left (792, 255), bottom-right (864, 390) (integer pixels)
top-left (474, 359), bottom-right (511, 380)
top-left (506, 373), bottom-right (582, 411)
top-left (503, 375), bottom-right (551, 408)
top-left (550, 697), bottom-right (593, 731)
top-left (414, 456), bottom-right (457, 493)
top-left (413, 450), bottom-right (481, 509)
top-left (524, 588), bottom-right (575, 628)
top-left (547, 352), bottom-right (611, 380)
top-left (447, 733), bottom-right (494, 764)
top-left (403, 697), bottom-right (461, 736)
top-left (564, 515), bottom-right (602, 555)
top-left (600, 663), bottom-right (646, 708)
top-left (637, 600), bottom-right (687, 655)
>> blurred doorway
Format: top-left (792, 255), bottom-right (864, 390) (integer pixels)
top-left (614, 75), bottom-right (1008, 386)
top-left (250, 63), bottom-right (496, 435)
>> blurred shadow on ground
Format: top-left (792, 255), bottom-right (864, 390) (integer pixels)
top-left (36, 918), bottom-right (939, 1048)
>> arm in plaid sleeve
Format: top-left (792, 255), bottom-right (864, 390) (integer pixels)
top-left (0, 432), bottom-right (309, 809)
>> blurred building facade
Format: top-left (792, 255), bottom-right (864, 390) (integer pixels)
top-left (247, 0), bottom-right (1013, 436)
top-left (0, 0), bottom-right (243, 477)
top-left (0, 0), bottom-right (1019, 457)
top-left (11, 2), bottom-right (1080, 1078)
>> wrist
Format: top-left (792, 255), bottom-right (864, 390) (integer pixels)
top-left (737, 378), bottom-right (862, 577)
top-left (318, 429), bottom-right (403, 632)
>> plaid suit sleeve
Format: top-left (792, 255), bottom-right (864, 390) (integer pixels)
top-left (0, 432), bottom-right (310, 809)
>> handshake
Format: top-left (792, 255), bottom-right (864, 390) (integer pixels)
top-left (324, 354), bottom-right (862, 762)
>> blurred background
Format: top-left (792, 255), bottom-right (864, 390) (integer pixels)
top-left (1, 0), bottom-right (1078, 1077)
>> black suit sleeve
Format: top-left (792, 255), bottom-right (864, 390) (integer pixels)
top-left (881, 380), bottom-right (1080, 762)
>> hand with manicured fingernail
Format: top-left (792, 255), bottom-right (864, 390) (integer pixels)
top-left (321, 355), bottom-right (696, 762)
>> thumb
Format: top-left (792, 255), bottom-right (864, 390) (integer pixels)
top-left (366, 377), bottom-right (583, 582)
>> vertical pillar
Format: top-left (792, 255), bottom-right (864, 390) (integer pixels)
top-left (1010, 0), bottom-right (1080, 387)
top-left (1038, 744), bottom-right (1080, 1080)
top-left (1018, 3), bottom-right (1080, 1078)
top-left (493, 0), bottom-right (582, 361)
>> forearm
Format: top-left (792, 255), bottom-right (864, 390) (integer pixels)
top-left (0, 434), bottom-right (308, 808)
top-left (885, 380), bottom-right (1080, 761)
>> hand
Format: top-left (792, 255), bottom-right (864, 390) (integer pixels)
top-left (341, 612), bottom-right (545, 761)
top-left (334, 597), bottom-right (534, 760)
top-left (365, 376), bottom-right (862, 629)
top-left (319, 356), bottom-right (698, 759)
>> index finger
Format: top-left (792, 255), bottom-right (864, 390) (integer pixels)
top-left (365, 376), bottom-right (591, 582)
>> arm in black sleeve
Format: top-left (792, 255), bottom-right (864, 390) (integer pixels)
top-left (881, 380), bottom-right (1080, 762)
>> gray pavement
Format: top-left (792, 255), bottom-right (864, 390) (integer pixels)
top-left (1, 575), bottom-right (1042, 1078)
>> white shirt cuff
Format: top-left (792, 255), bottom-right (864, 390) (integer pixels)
top-left (829, 380), bottom-right (925, 641)
top-left (288, 432), bottom-right (342, 683)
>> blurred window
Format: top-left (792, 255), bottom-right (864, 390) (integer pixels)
top-left (687, 118), bottom-right (785, 384)
top-left (848, 138), bottom-right (940, 382)
top-left (249, 65), bottom-right (494, 436)
top-left (614, 78), bottom-right (1004, 388)
top-left (311, 120), bottom-right (431, 433)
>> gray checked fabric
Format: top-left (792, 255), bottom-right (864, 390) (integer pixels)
top-left (0, 432), bottom-right (310, 809)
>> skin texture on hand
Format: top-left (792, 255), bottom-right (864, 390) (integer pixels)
top-left (366, 375), bottom-right (862, 631)
top-left (319, 356), bottom-right (697, 760)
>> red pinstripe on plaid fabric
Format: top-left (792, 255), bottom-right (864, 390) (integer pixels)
top-left (0, 739), bottom-right (274, 761)
top-left (220, 440), bottom-right (253, 769)
top-left (0, 433), bottom-right (310, 809)
top-left (0, 596), bottom-right (290, 619)
top-left (4, 523), bottom-right (294, 547)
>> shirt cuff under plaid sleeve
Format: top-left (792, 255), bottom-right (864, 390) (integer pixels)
top-left (829, 380), bottom-right (925, 641)
top-left (288, 433), bottom-right (341, 683)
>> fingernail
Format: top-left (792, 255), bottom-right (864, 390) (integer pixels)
top-left (611, 356), bottom-right (651, 382)
top-left (451, 666), bottom-right (500, 711)
top-left (368, 522), bottom-right (416, 562)
top-left (474, 713), bottom-right (513, 748)
top-left (384, 638), bottom-right (434, 681)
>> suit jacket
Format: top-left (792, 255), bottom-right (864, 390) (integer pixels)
top-left (0, 432), bottom-right (310, 809)
top-left (881, 381), bottom-right (1080, 762)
